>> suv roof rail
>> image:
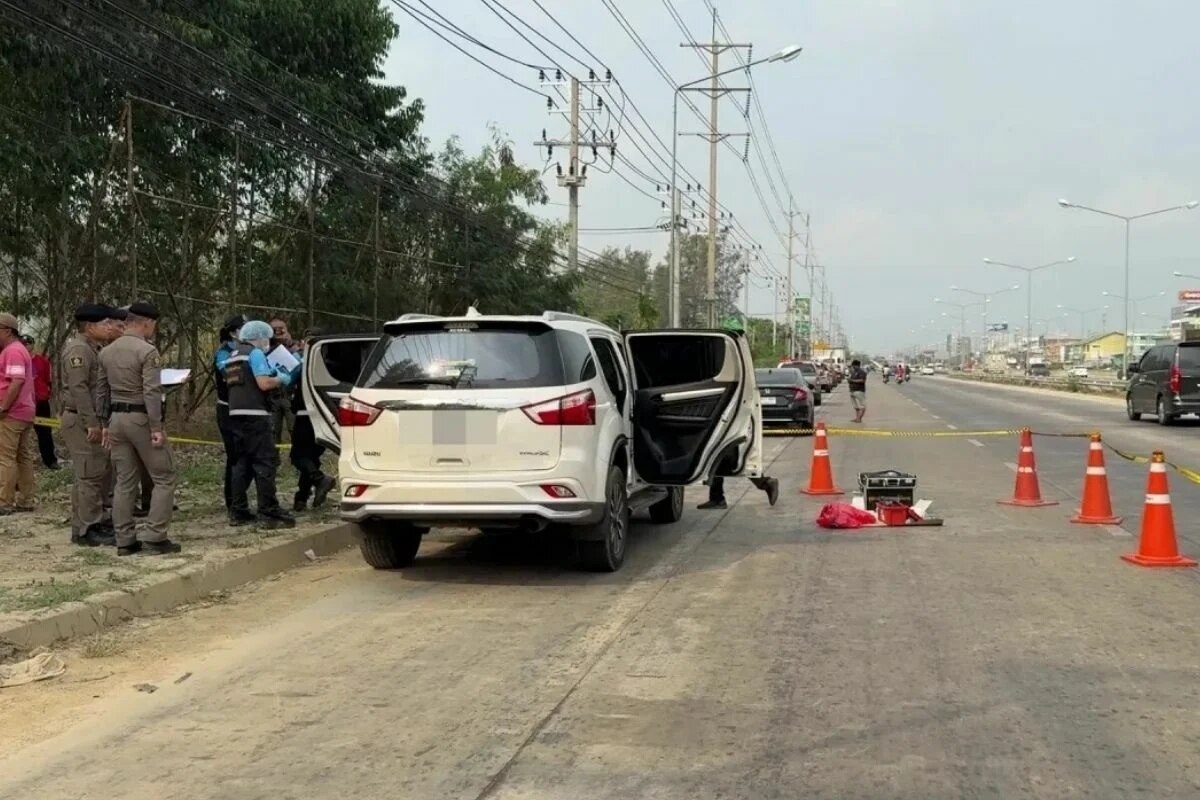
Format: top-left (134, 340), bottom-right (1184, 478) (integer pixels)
top-left (542, 310), bottom-right (608, 327)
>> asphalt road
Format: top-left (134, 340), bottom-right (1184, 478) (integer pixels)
top-left (898, 376), bottom-right (1200, 550)
top-left (4, 385), bottom-right (1200, 799)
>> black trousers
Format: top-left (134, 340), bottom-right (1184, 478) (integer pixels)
top-left (289, 414), bottom-right (326, 501)
top-left (709, 477), bottom-right (725, 503)
top-left (216, 404), bottom-right (236, 510)
top-left (229, 415), bottom-right (282, 516)
top-left (34, 400), bottom-right (57, 467)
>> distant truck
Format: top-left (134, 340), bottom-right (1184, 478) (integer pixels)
top-left (812, 346), bottom-right (847, 365)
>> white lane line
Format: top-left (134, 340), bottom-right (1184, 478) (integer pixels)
top-left (929, 414), bottom-right (941, 419)
top-left (1005, 461), bottom-right (1018, 472)
top-left (946, 423), bottom-right (958, 430)
top-left (968, 438), bottom-right (985, 447)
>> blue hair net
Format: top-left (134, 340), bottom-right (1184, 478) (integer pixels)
top-left (238, 320), bottom-right (274, 343)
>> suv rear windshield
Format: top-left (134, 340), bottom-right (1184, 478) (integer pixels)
top-left (1178, 344), bottom-right (1200, 369)
top-left (756, 368), bottom-right (804, 385)
top-left (359, 323), bottom-right (584, 390)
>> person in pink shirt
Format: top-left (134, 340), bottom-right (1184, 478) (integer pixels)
top-left (0, 313), bottom-right (37, 514)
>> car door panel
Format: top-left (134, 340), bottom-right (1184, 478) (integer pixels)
top-left (624, 330), bottom-right (761, 486)
top-left (301, 334), bottom-right (380, 452)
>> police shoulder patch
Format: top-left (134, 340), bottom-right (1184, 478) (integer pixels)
top-left (69, 355), bottom-right (84, 368)
top-left (149, 353), bottom-right (161, 367)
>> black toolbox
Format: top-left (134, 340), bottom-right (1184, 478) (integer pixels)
top-left (858, 470), bottom-right (917, 511)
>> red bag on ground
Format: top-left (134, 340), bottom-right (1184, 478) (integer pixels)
top-left (816, 503), bottom-right (879, 529)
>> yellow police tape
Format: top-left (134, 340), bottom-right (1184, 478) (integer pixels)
top-left (35, 416), bottom-right (283, 450)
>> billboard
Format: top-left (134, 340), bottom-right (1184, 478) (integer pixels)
top-left (986, 322), bottom-right (1009, 332)
top-left (1178, 290), bottom-right (1200, 302)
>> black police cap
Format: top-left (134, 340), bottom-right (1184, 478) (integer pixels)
top-left (127, 301), bottom-right (160, 320)
top-left (74, 303), bottom-right (109, 323)
top-left (105, 305), bottom-right (128, 321)
top-left (222, 313), bottom-right (247, 332)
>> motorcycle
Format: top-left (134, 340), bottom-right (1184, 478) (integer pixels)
top-left (882, 373), bottom-right (890, 384)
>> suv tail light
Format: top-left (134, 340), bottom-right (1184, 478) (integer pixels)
top-left (793, 387), bottom-right (808, 401)
top-left (522, 389), bottom-right (596, 425)
top-left (1169, 363), bottom-right (1182, 394)
top-left (337, 396), bottom-right (382, 427)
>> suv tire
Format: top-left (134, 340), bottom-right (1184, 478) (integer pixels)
top-left (648, 486), bottom-right (684, 524)
top-left (1126, 395), bottom-right (1141, 421)
top-left (357, 522), bottom-right (425, 569)
top-left (1157, 396), bottom-right (1175, 426)
top-left (576, 465), bottom-right (629, 572)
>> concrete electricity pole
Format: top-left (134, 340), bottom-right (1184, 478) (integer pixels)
top-left (535, 71), bottom-right (613, 272)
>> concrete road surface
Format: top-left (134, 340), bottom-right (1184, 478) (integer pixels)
top-left (3, 383), bottom-right (1200, 799)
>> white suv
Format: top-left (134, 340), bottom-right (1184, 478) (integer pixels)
top-left (302, 309), bottom-right (765, 572)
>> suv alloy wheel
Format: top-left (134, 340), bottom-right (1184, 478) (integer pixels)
top-left (577, 465), bottom-right (629, 572)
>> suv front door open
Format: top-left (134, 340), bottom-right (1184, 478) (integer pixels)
top-left (300, 334), bottom-right (380, 451)
top-left (623, 330), bottom-right (761, 485)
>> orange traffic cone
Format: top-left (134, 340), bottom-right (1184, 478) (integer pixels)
top-left (801, 422), bottom-right (843, 496)
top-left (1121, 452), bottom-right (1197, 568)
top-left (1070, 433), bottom-right (1122, 525)
top-left (998, 428), bottom-right (1058, 507)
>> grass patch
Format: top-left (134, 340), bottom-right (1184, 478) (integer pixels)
top-left (69, 548), bottom-right (122, 567)
top-left (0, 579), bottom-right (99, 612)
top-left (80, 631), bottom-right (127, 659)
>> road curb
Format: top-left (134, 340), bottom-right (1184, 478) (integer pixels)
top-left (0, 524), bottom-right (357, 652)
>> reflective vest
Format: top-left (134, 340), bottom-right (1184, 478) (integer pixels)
top-left (224, 343), bottom-right (270, 417)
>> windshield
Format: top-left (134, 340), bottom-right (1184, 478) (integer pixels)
top-left (359, 324), bottom-right (567, 390)
top-left (756, 368), bottom-right (804, 385)
top-left (1179, 345), bottom-right (1200, 369)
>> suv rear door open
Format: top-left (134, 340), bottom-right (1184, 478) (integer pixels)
top-left (301, 334), bottom-right (380, 451)
top-left (623, 330), bottom-right (762, 485)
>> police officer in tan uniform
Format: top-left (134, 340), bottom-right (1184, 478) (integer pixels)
top-left (61, 304), bottom-right (118, 546)
top-left (98, 302), bottom-right (180, 556)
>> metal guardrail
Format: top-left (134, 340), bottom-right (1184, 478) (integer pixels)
top-left (945, 372), bottom-right (1126, 394)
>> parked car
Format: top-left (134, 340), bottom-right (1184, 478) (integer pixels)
top-left (1126, 342), bottom-right (1200, 425)
top-left (754, 368), bottom-right (815, 429)
top-left (1069, 366), bottom-right (1089, 378)
top-left (1028, 364), bottom-right (1051, 378)
top-left (919, 366), bottom-right (935, 376)
top-left (302, 309), bottom-right (764, 572)
top-left (778, 360), bottom-right (828, 397)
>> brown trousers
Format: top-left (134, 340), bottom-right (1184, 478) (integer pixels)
top-left (0, 417), bottom-right (36, 510)
top-left (108, 412), bottom-right (176, 546)
top-left (61, 411), bottom-right (107, 535)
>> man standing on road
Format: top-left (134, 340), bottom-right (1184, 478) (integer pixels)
top-left (99, 302), bottom-right (180, 556)
top-left (0, 314), bottom-right (37, 515)
top-left (848, 358), bottom-right (868, 423)
top-left (25, 336), bottom-right (60, 470)
top-left (61, 304), bottom-right (118, 546)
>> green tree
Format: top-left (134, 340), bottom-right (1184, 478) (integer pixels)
top-left (650, 231), bottom-right (744, 327)
top-left (575, 246), bottom-right (658, 329)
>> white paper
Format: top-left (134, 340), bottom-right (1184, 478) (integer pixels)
top-left (160, 368), bottom-right (191, 386)
top-left (267, 345), bottom-right (300, 372)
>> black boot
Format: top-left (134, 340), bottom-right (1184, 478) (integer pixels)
top-left (142, 539), bottom-right (182, 556)
top-left (292, 495), bottom-right (308, 513)
top-left (228, 511), bottom-right (256, 526)
top-left (258, 509), bottom-right (296, 530)
top-left (117, 541), bottom-right (143, 557)
top-left (312, 475), bottom-right (337, 508)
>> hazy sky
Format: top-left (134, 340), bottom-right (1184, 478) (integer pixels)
top-left (382, 1), bottom-right (1200, 353)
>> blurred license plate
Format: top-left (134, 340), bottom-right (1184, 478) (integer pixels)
top-left (760, 396), bottom-right (778, 405)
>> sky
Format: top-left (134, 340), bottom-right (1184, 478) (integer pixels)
top-left (381, 0), bottom-right (1200, 354)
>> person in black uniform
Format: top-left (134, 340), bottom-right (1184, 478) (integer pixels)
top-left (223, 320), bottom-right (296, 529)
top-left (289, 328), bottom-right (336, 512)
top-left (213, 314), bottom-right (245, 514)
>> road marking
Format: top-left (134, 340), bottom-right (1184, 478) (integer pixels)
top-left (1104, 525), bottom-right (1132, 538)
top-left (946, 423), bottom-right (958, 430)
top-left (1005, 461), bottom-right (1018, 472)
top-left (968, 439), bottom-right (985, 447)
top-left (929, 414), bottom-right (941, 419)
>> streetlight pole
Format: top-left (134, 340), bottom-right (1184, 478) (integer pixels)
top-left (983, 256), bottom-right (1075, 374)
top-left (934, 297), bottom-right (981, 367)
top-left (669, 44), bottom-right (802, 328)
top-left (1056, 304), bottom-right (1109, 340)
top-left (1101, 290), bottom-right (1165, 362)
top-left (951, 283), bottom-right (1020, 366)
top-left (1058, 198), bottom-right (1197, 376)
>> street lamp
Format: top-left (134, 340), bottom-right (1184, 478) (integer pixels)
top-left (1172, 270), bottom-right (1200, 281)
top-left (951, 283), bottom-right (1020, 361)
top-left (1058, 197), bottom-right (1198, 376)
top-left (983, 256), bottom-right (1076, 374)
top-left (669, 44), bottom-right (803, 328)
top-left (935, 297), bottom-right (982, 367)
top-left (1056, 303), bottom-right (1109, 339)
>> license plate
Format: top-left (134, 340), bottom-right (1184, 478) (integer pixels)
top-left (760, 396), bottom-right (778, 406)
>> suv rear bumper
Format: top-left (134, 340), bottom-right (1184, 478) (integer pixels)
top-left (339, 501), bottom-right (605, 527)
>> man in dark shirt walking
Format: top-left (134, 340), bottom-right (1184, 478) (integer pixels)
top-left (848, 359), bottom-right (868, 423)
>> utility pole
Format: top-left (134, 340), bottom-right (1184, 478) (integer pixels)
top-left (372, 180), bottom-right (382, 330)
top-left (681, 15), bottom-right (752, 327)
top-left (306, 160), bottom-right (317, 329)
top-left (785, 199), bottom-right (798, 359)
top-left (535, 70), bottom-right (613, 274)
top-left (125, 97), bottom-right (137, 297)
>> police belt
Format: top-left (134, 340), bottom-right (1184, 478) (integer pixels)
top-left (111, 402), bottom-right (148, 414)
